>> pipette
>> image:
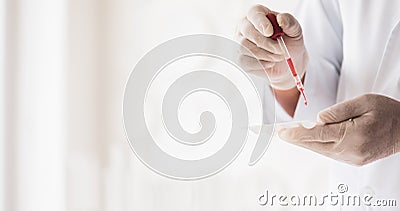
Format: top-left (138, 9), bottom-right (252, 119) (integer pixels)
top-left (266, 13), bottom-right (308, 106)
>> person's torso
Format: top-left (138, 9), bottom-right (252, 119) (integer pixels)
top-left (337, 0), bottom-right (400, 101)
top-left (331, 2), bottom-right (400, 210)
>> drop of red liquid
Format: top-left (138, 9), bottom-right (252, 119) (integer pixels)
top-left (300, 90), bottom-right (308, 106)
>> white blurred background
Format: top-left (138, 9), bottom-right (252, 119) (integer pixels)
top-left (0, 0), bottom-right (333, 210)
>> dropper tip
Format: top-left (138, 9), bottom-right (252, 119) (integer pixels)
top-left (299, 89), bottom-right (308, 106)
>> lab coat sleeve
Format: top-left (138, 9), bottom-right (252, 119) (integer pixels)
top-left (292, 0), bottom-right (343, 121)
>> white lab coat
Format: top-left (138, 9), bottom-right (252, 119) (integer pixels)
top-left (272, 0), bottom-right (400, 210)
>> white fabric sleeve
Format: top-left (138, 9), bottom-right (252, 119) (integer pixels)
top-left (292, 0), bottom-right (343, 121)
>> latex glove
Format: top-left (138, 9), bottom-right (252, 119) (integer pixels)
top-left (236, 4), bottom-right (308, 90)
top-left (278, 94), bottom-right (400, 166)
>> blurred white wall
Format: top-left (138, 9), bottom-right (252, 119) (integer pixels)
top-left (2, 0), bottom-right (332, 210)
top-left (0, 0), bottom-right (5, 209)
top-left (4, 0), bottom-right (67, 210)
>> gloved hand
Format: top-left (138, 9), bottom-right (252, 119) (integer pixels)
top-left (237, 4), bottom-right (308, 90)
top-left (278, 94), bottom-right (400, 166)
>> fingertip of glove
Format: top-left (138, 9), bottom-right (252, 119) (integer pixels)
top-left (277, 128), bottom-right (290, 140)
top-left (317, 109), bottom-right (334, 124)
top-left (276, 13), bottom-right (289, 28)
top-left (316, 113), bottom-right (324, 123)
top-left (261, 23), bottom-right (273, 37)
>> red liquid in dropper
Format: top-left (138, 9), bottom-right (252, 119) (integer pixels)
top-left (286, 58), bottom-right (297, 77)
top-left (286, 58), bottom-right (308, 106)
